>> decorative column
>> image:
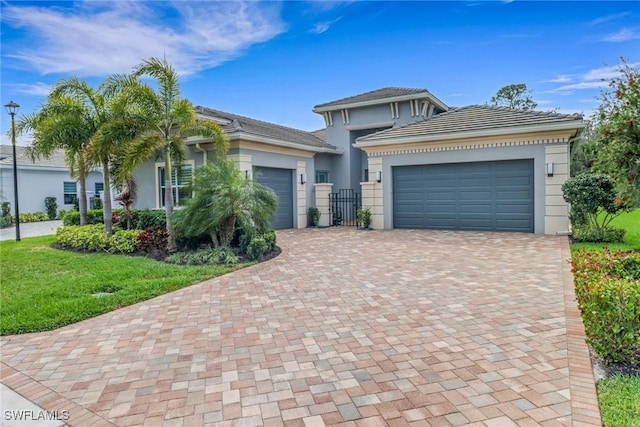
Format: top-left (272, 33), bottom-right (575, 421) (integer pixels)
top-left (365, 157), bottom-right (384, 229)
top-left (544, 145), bottom-right (570, 235)
top-left (296, 161), bottom-right (307, 229)
top-left (314, 183), bottom-right (333, 227)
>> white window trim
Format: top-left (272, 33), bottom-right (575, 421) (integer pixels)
top-left (155, 160), bottom-right (195, 209)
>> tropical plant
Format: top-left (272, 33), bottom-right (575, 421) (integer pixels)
top-left (17, 92), bottom-right (94, 225)
top-left (357, 207), bottom-right (372, 229)
top-left (115, 57), bottom-right (228, 252)
top-left (44, 197), bottom-right (58, 220)
top-left (175, 159), bottom-right (277, 247)
top-left (308, 207), bottom-right (320, 226)
top-left (115, 191), bottom-right (134, 229)
top-left (590, 59), bottom-right (640, 204)
top-left (562, 173), bottom-right (629, 242)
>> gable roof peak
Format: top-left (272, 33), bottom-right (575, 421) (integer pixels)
top-left (313, 86), bottom-right (448, 111)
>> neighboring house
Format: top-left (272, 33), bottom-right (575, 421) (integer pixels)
top-left (0, 145), bottom-right (103, 214)
top-left (132, 87), bottom-right (585, 234)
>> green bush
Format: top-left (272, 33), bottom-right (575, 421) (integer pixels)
top-left (92, 196), bottom-right (103, 210)
top-left (56, 225), bottom-right (109, 252)
top-left (62, 209), bottom-right (104, 225)
top-left (308, 207), bottom-right (320, 226)
top-left (133, 209), bottom-right (166, 230)
top-left (357, 207), bottom-right (372, 229)
top-left (572, 224), bottom-right (626, 243)
top-left (57, 209), bottom-right (67, 220)
top-left (1, 202), bottom-right (11, 218)
top-left (109, 229), bottom-right (142, 254)
top-left (0, 215), bottom-right (13, 228)
top-left (247, 237), bottom-right (270, 260)
top-left (55, 225), bottom-right (142, 254)
top-left (19, 212), bottom-right (48, 223)
top-left (572, 249), bottom-right (640, 365)
top-left (165, 247), bottom-right (239, 266)
top-left (44, 197), bottom-right (58, 220)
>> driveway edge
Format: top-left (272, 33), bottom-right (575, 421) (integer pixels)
top-left (560, 237), bottom-right (603, 426)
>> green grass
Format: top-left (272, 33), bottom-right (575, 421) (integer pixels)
top-left (597, 374), bottom-right (640, 427)
top-left (0, 235), bottom-right (250, 335)
top-left (571, 209), bottom-right (640, 252)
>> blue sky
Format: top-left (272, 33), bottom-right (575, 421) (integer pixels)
top-left (1, 1), bottom-right (639, 145)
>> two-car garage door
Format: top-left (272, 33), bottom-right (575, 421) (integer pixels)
top-left (393, 159), bottom-right (534, 232)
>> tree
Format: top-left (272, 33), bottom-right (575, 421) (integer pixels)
top-left (49, 77), bottom-right (140, 236)
top-left (176, 159), bottom-right (277, 247)
top-left (489, 83), bottom-right (538, 110)
top-left (590, 59), bottom-right (639, 204)
top-left (118, 57), bottom-right (228, 252)
top-left (16, 92), bottom-right (94, 225)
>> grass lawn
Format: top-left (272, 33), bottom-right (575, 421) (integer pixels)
top-left (0, 235), bottom-right (251, 335)
top-left (569, 209), bottom-right (640, 426)
top-left (571, 209), bottom-right (640, 252)
top-left (597, 374), bottom-right (640, 427)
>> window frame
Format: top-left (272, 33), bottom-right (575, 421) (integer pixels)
top-left (155, 160), bottom-right (195, 208)
top-left (315, 170), bottom-right (330, 184)
top-left (63, 181), bottom-right (77, 205)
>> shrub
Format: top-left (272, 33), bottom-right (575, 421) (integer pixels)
top-left (109, 229), bottom-right (142, 254)
top-left (571, 224), bottom-right (626, 243)
top-left (572, 249), bottom-right (640, 365)
top-left (133, 209), bottom-right (166, 230)
top-left (308, 207), bottom-right (320, 226)
top-left (165, 246), bottom-right (239, 266)
top-left (62, 209), bottom-right (104, 226)
top-left (55, 225), bottom-right (109, 252)
top-left (1, 202), bottom-right (11, 218)
top-left (562, 174), bottom-right (629, 236)
top-left (247, 237), bottom-right (270, 260)
top-left (57, 209), bottom-right (67, 220)
top-left (44, 197), bottom-right (58, 220)
top-left (19, 212), bottom-right (48, 223)
top-left (357, 207), bottom-right (372, 229)
top-left (0, 215), bottom-right (13, 228)
top-left (92, 196), bottom-right (103, 210)
top-left (136, 226), bottom-right (169, 256)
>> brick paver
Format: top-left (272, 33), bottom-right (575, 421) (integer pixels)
top-left (0, 228), bottom-right (601, 426)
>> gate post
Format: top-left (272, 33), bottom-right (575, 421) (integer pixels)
top-left (314, 183), bottom-right (333, 227)
top-left (364, 157), bottom-right (383, 229)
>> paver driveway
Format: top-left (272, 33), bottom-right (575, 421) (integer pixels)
top-left (1, 228), bottom-right (601, 426)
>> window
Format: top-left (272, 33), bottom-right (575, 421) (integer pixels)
top-left (364, 169), bottom-right (369, 182)
top-left (63, 181), bottom-right (77, 205)
top-left (157, 164), bottom-right (193, 207)
top-left (95, 182), bottom-right (104, 195)
top-left (315, 170), bottom-right (329, 184)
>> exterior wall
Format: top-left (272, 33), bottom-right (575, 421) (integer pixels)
top-left (544, 144), bottom-right (571, 234)
top-left (314, 184), bottom-right (333, 227)
top-left (371, 143), bottom-right (561, 234)
top-left (323, 102), bottom-right (430, 192)
top-left (0, 166), bottom-right (102, 214)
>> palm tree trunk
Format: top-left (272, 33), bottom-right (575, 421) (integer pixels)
top-left (164, 150), bottom-right (177, 253)
top-left (77, 157), bottom-right (88, 226)
top-left (102, 161), bottom-right (113, 236)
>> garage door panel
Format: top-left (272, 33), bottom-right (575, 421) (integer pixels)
top-left (393, 159), bottom-right (534, 232)
top-left (255, 167), bottom-right (293, 230)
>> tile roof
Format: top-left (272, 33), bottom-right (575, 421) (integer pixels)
top-left (0, 145), bottom-right (68, 168)
top-left (311, 128), bottom-right (326, 142)
top-left (314, 87), bottom-right (442, 110)
top-left (357, 105), bottom-right (584, 142)
top-left (196, 106), bottom-right (336, 151)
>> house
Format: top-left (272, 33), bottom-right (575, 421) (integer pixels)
top-left (0, 145), bottom-right (103, 214)
top-left (132, 87), bottom-right (585, 234)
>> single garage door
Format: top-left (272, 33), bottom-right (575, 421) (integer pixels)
top-left (393, 159), bottom-right (534, 232)
top-left (255, 166), bottom-right (294, 229)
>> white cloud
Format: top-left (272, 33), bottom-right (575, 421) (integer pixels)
top-left (12, 83), bottom-right (53, 96)
top-left (543, 75), bottom-right (574, 83)
top-left (2, 1), bottom-right (285, 76)
top-left (589, 12), bottom-right (630, 26)
top-left (602, 28), bottom-right (640, 42)
top-left (545, 63), bottom-right (638, 94)
top-left (310, 17), bottom-right (342, 34)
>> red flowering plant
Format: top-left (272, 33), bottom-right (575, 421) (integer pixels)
top-left (592, 58), bottom-right (640, 204)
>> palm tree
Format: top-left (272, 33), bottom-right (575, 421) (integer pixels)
top-left (16, 93), bottom-right (94, 225)
top-left (177, 158), bottom-right (277, 247)
top-left (117, 57), bottom-right (228, 252)
top-left (50, 77), bottom-right (145, 236)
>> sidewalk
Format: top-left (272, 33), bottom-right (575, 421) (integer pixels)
top-left (0, 221), bottom-right (62, 241)
top-left (0, 385), bottom-right (67, 427)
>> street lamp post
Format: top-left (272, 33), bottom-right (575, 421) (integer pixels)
top-left (5, 100), bottom-right (20, 241)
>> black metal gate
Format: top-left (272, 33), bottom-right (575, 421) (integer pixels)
top-left (329, 189), bottom-right (361, 226)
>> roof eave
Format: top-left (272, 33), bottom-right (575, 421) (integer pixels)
top-left (313, 92), bottom-right (448, 114)
top-left (354, 120), bottom-right (585, 148)
top-left (186, 132), bottom-right (343, 154)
